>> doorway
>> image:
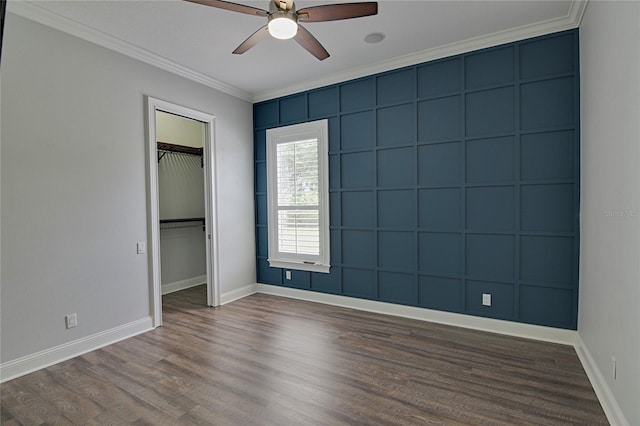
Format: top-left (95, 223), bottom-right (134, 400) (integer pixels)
top-left (146, 97), bottom-right (220, 327)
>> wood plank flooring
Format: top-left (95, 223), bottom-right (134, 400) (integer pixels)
top-left (1, 285), bottom-right (608, 425)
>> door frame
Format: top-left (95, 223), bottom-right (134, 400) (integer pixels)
top-left (146, 96), bottom-right (220, 327)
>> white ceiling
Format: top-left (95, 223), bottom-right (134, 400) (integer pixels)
top-left (7, 0), bottom-right (585, 102)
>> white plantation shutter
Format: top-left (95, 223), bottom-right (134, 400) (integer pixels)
top-left (267, 120), bottom-right (330, 273)
top-left (276, 139), bottom-right (320, 255)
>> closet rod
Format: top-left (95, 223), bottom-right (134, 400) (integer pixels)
top-left (157, 141), bottom-right (204, 166)
top-left (159, 217), bottom-right (205, 224)
top-left (160, 217), bottom-right (205, 231)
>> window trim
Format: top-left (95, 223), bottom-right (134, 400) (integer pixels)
top-left (266, 119), bottom-right (330, 273)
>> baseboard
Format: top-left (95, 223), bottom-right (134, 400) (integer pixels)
top-left (574, 334), bottom-right (629, 426)
top-left (161, 275), bottom-right (207, 295)
top-left (221, 283), bottom-right (258, 305)
top-left (254, 284), bottom-right (577, 345)
top-left (0, 317), bottom-right (154, 383)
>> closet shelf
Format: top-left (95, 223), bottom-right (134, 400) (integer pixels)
top-left (157, 141), bottom-right (203, 165)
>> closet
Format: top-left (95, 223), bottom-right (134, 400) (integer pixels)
top-left (156, 111), bottom-right (207, 299)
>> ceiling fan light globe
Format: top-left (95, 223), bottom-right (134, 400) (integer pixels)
top-left (268, 16), bottom-right (298, 39)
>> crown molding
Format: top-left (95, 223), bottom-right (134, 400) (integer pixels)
top-left (7, 0), bottom-right (588, 105)
top-left (6, 1), bottom-right (253, 102)
top-left (252, 0), bottom-right (588, 103)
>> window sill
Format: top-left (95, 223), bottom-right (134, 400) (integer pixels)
top-left (268, 259), bottom-right (330, 274)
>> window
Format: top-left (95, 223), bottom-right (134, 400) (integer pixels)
top-left (266, 119), bottom-right (330, 273)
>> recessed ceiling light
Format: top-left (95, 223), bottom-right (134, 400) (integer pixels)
top-left (364, 32), bottom-right (386, 44)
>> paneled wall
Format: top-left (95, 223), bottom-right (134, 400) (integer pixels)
top-left (254, 30), bottom-right (580, 329)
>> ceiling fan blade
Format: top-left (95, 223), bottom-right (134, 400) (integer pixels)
top-left (184, 0), bottom-right (268, 17)
top-left (232, 25), bottom-right (270, 54)
top-left (297, 2), bottom-right (378, 22)
top-left (294, 25), bottom-right (330, 61)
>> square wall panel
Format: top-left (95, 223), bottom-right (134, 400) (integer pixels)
top-left (342, 230), bottom-right (375, 267)
top-left (342, 191), bottom-right (374, 227)
top-left (466, 186), bottom-right (515, 231)
top-left (521, 131), bottom-right (575, 180)
top-left (466, 234), bottom-right (515, 281)
top-left (254, 101), bottom-right (278, 128)
top-left (341, 111), bottom-right (375, 150)
top-left (255, 162), bottom-right (267, 192)
top-left (418, 142), bottom-right (461, 185)
top-left (378, 231), bottom-right (415, 270)
top-left (254, 130), bottom-right (266, 161)
top-left (311, 269), bottom-right (341, 294)
top-left (340, 78), bottom-right (374, 112)
top-left (466, 280), bottom-right (514, 319)
top-left (377, 68), bottom-right (415, 105)
top-left (256, 194), bottom-right (267, 225)
top-left (331, 229), bottom-right (341, 265)
top-left (280, 94), bottom-right (307, 123)
top-left (309, 86), bottom-right (338, 118)
top-left (418, 96), bottom-right (461, 141)
top-left (328, 116), bottom-right (340, 152)
top-left (418, 188), bottom-right (461, 230)
top-left (341, 151), bottom-right (375, 188)
top-left (378, 190), bottom-right (415, 228)
top-left (343, 268), bottom-right (376, 298)
top-left (520, 236), bottom-right (574, 285)
top-left (257, 227), bottom-right (268, 257)
top-left (519, 286), bottom-right (574, 328)
top-left (419, 276), bottom-right (462, 311)
top-left (466, 87), bottom-right (514, 136)
top-left (520, 33), bottom-right (574, 80)
top-left (258, 258), bottom-right (281, 284)
top-left (330, 192), bottom-right (340, 227)
top-left (521, 77), bottom-right (574, 130)
top-left (379, 271), bottom-right (415, 304)
top-left (521, 184), bottom-right (574, 232)
top-left (419, 232), bottom-right (461, 275)
top-left (418, 58), bottom-right (461, 98)
top-left (282, 269), bottom-right (311, 289)
top-left (329, 154), bottom-right (340, 190)
top-left (465, 46), bottom-right (514, 90)
top-left (377, 104), bottom-right (415, 147)
top-left (377, 147), bottom-right (415, 187)
top-left (466, 136), bottom-right (515, 183)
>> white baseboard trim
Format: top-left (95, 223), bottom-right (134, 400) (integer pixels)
top-left (221, 283), bottom-right (258, 305)
top-left (254, 284), bottom-right (577, 345)
top-left (0, 317), bottom-right (154, 383)
top-left (574, 334), bottom-right (629, 426)
top-left (162, 275), bottom-right (207, 295)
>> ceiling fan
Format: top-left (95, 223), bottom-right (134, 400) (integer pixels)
top-left (184, 0), bottom-right (378, 60)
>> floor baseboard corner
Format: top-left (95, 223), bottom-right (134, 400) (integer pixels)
top-left (0, 317), bottom-right (153, 383)
top-left (574, 334), bottom-right (630, 426)
top-left (220, 283), bottom-right (258, 305)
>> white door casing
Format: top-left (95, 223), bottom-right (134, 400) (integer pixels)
top-left (146, 96), bottom-right (220, 327)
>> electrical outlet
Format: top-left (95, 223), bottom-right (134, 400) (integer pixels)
top-left (137, 242), bottom-right (146, 254)
top-left (611, 356), bottom-right (617, 380)
top-left (65, 313), bottom-right (78, 329)
top-left (285, 270), bottom-right (292, 280)
top-left (482, 293), bottom-right (492, 306)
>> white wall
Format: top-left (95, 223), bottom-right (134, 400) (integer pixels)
top-left (0, 14), bottom-right (255, 364)
top-left (579, 2), bottom-right (640, 425)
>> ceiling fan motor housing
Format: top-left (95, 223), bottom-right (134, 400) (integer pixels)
top-left (268, 1), bottom-right (299, 40)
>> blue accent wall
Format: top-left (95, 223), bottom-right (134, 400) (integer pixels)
top-left (254, 30), bottom-right (580, 330)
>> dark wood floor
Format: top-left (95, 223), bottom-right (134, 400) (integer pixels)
top-left (1, 285), bottom-right (608, 425)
